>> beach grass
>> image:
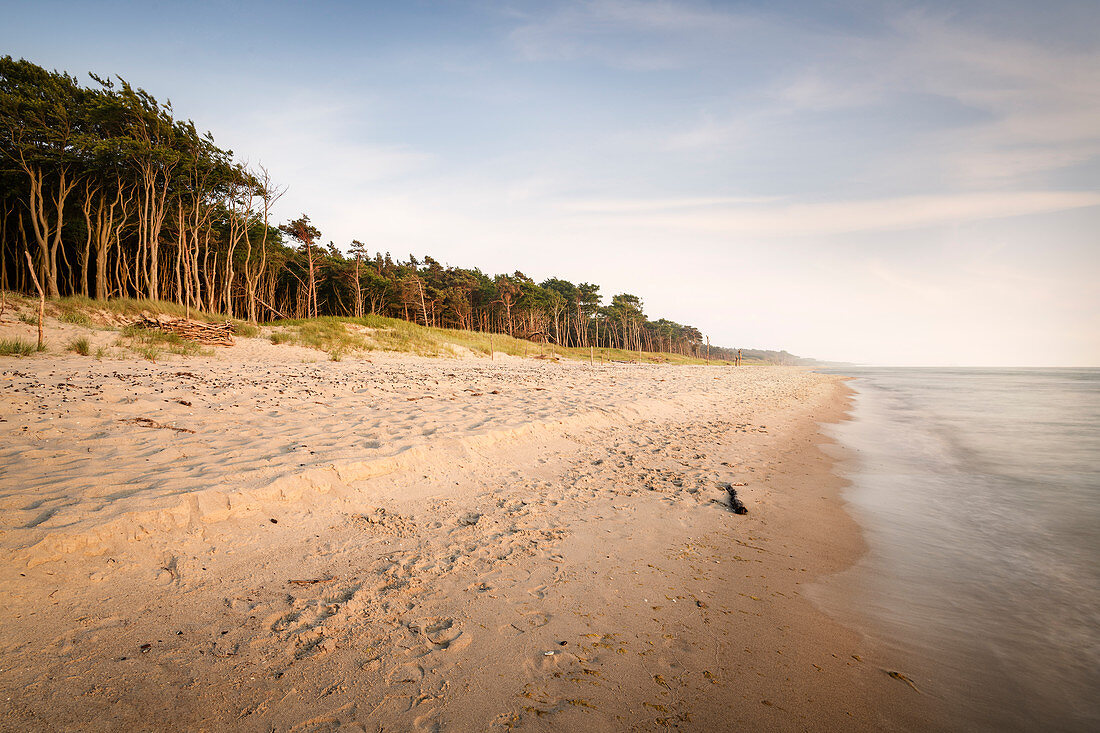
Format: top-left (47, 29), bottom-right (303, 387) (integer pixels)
top-left (0, 337), bottom-right (38, 356)
top-left (58, 310), bottom-right (92, 326)
top-left (67, 336), bottom-right (91, 355)
top-left (53, 295), bottom-right (228, 324)
top-left (3, 291), bottom-right (757, 365)
top-left (116, 323), bottom-right (209, 359)
top-left (267, 314), bottom-right (741, 364)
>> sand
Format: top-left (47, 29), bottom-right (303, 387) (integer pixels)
top-left (0, 331), bottom-right (934, 731)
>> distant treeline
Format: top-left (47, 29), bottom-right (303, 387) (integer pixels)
top-left (0, 57), bottom-right (796, 362)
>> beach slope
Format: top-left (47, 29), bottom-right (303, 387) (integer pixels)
top-left (0, 347), bottom-right (928, 730)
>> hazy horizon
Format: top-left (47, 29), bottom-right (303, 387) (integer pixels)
top-left (4, 0), bottom-right (1098, 366)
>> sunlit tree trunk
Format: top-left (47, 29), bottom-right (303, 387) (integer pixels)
top-left (22, 166), bottom-right (76, 298)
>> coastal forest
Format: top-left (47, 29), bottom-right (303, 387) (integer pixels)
top-left (0, 57), bottom-right (783, 362)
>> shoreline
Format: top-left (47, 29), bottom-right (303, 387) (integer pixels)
top-left (810, 368), bottom-right (1100, 733)
top-left (1, 352), bottom-right (932, 730)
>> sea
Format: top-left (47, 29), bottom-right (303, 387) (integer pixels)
top-left (810, 367), bottom-right (1099, 732)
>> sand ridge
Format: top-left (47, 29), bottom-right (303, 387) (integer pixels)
top-left (2, 356), bottom-right (796, 567)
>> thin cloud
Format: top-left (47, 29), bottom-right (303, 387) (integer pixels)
top-left (561, 195), bottom-right (778, 213)
top-left (570, 191), bottom-right (1100, 236)
top-left (888, 11), bottom-right (1100, 185)
top-left (507, 0), bottom-right (748, 68)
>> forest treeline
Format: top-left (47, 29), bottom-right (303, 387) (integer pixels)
top-left (1, 57), bottom-right (791, 361)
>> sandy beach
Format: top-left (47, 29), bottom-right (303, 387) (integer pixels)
top-left (0, 333), bottom-right (931, 731)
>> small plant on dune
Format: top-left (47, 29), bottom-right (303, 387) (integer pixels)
top-left (137, 345), bottom-right (160, 362)
top-left (17, 312), bottom-right (36, 326)
top-left (95, 346), bottom-right (108, 360)
top-left (269, 331), bottom-right (290, 345)
top-left (0, 338), bottom-right (36, 356)
top-left (67, 337), bottom-right (91, 355)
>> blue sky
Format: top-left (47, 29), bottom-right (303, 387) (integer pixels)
top-left (4, 0), bottom-right (1098, 365)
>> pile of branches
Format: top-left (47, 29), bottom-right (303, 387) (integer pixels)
top-left (136, 316), bottom-right (235, 345)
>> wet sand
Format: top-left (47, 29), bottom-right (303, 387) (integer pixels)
top-left (0, 337), bottom-right (933, 730)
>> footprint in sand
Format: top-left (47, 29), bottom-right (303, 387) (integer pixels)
top-left (524, 611), bottom-right (551, 628)
top-left (414, 711), bottom-right (441, 732)
top-left (387, 663), bottom-right (424, 685)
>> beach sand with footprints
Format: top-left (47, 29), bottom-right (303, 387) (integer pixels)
top-left (0, 341), bottom-right (930, 731)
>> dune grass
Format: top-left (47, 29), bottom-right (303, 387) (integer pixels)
top-left (54, 295), bottom-right (229, 324)
top-left (58, 310), bottom-right (92, 326)
top-left (3, 291), bottom-right (752, 365)
top-left (266, 314), bottom-right (738, 365)
top-left (0, 337), bottom-right (39, 356)
top-left (115, 324), bottom-right (209, 360)
top-left (67, 336), bottom-right (91, 355)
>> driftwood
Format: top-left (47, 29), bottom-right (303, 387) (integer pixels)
top-left (720, 483), bottom-right (749, 514)
top-left (136, 316), bottom-right (235, 345)
top-left (256, 296), bottom-right (287, 320)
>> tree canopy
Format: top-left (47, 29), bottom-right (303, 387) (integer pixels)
top-left (0, 56), bottom-right (764, 360)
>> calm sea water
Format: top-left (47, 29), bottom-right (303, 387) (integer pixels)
top-left (811, 368), bottom-right (1100, 732)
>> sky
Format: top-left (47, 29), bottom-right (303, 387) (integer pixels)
top-left (3, 0), bottom-right (1098, 365)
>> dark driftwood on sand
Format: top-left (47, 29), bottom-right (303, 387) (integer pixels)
top-left (722, 484), bottom-right (749, 514)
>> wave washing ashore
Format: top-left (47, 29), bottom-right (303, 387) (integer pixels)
top-left (812, 368), bottom-right (1100, 733)
top-left (0, 340), bottom-right (932, 730)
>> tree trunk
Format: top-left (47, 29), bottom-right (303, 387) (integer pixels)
top-left (23, 166), bottom-right (76, 299)
top-left (353, 255), bottom-right (363, 318)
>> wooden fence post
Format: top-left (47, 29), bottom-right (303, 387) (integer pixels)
top-left (23, 250), bottom-right (44, 350)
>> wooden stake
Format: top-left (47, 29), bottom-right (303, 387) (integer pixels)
top-left (489, 333), bottom-right (494, 361)
top-left (590, 345), bottom-right (594, 365)
top-left (23, 250), bottom-right (44, 350)
top-left (706, 336), bottom-right (710, 365)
